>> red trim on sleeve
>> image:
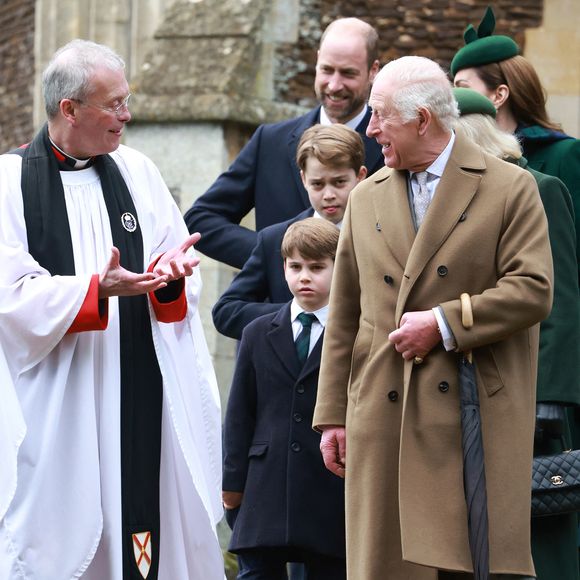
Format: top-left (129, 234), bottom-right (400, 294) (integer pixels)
top-left (67, 274), bottom-right (109, 333)
top-left (148, 256), bottom-right (187, 323)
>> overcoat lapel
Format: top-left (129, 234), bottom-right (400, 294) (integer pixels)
top-left (372, 168), bottom-right (415, 272)
top-left (288, 108), bottom-right (321, 208)
top-left (267, 303), bottom-right (302, 378)
top-left (299, 331), bottom-right (323, 381)
top-left (395, 132), bottom-right (487, 323)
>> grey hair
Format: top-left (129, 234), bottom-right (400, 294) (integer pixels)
top-left (42, 39), bottom-right (125, 119)
top-left (381, 56), bottom-right (459, 132)
top-left (454, 114), bottom-right (522, 160)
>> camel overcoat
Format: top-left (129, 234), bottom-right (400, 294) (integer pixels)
top-left (313, 132), bottom-right (553, 580)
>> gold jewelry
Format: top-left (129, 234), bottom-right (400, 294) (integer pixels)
top-left (414, 356), bottom-right (424, 365)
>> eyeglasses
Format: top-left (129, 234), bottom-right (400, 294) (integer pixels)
top-left (73, 93), bottom-right (132, 116)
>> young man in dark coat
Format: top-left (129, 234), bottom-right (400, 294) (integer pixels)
top-left (184, 17), bottom-right (381, 269)
top-left (212, 123), bottom-right (367, 339)
top-left (222, 218), bottom-right (345, 579)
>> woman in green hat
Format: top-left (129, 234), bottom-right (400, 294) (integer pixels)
top-left (451, 7), bottom-right (580, 285)
top-left (453, 85), bottom-right (580, 580)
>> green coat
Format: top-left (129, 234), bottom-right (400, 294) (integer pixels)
top-left (517, 158), bottom-right (580, 580)
top-left (517, 158), bottom-right (580, 404)
top-left (518, 125), bottom-right (580, 282)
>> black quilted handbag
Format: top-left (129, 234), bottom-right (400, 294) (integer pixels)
top-left (531, 449), bottom-right (580, 517)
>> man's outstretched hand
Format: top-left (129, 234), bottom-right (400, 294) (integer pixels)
top-left (98, 233), bottom-right (202, 298)
top-left (152, 232), bottom-right (201, 282)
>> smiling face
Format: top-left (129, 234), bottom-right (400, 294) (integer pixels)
top-left (314, 29), bottom-right (377, 124)
top-left (301, 157), bottom-right (366, 224)
top-left (68, 66), bottom-right (131, 158)
top-left (284, 250), bottom-right (334, 312)
top-left (367, 79), bottom-right (424, 172)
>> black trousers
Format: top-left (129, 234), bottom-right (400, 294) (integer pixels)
top-left (235, 547), bottom-right (346, 580)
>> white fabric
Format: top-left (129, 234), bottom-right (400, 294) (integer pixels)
top-left (319, 103), bottom-right (369, 131)
top-left (0, 145), bottom-right (224, 579)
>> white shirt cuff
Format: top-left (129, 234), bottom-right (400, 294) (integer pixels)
top-left (432, 306), bottom-right (456, 351)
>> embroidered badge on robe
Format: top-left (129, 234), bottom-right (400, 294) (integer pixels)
top-left (122, 212), bottom-right (137, 232)
top-left (132, 531), bottom-right (152, 578)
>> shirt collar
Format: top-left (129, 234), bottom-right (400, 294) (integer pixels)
top-left (312, 211), bottom-right (342, 230)
top-left (410, 131), bottom-right (455, 180)
top-left (290, 300), bottom-right (329, 328)
top-left (319, 104), bottom-right (368, 131)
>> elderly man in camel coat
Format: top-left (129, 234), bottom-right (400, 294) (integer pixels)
top-left (313, 56), bottom-right (553, 580)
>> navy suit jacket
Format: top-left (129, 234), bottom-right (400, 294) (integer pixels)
top-left (212, 208), bottom-right (313, 339)
top-left (222, 303), bottom-right (346, 557)
top-left (185, 106), bottom-right (383, 268)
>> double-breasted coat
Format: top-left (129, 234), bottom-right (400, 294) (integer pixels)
top-left (223, 303), bottom-right (346, 559)
top-left (313, 132), bottom-right (553, 579)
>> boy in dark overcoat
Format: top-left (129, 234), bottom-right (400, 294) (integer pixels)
top-left (222, 218), bottom-right (345, 580)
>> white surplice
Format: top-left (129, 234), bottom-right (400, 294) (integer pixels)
top-left (0, 145), bottom-right (224, 579)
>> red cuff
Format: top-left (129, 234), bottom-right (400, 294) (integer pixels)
top-left (67, 274), bottom-right (109, 333)
top-left (148, 256), bottom-right (187, 323)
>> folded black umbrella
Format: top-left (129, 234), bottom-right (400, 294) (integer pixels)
top-left (459, 293), bottom-right (490, 580)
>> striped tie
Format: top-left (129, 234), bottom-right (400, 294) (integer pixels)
top-left (295, 312), bottom-right (317, 365)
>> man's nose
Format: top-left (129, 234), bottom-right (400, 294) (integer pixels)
top-left (366, 115), bottom-right (378, 138)
top-left (327, 72), bottom-right (344, 92)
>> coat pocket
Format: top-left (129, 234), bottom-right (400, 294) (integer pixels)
top-left (474, 345), bottom-right (504, 396)
top-left (248, 442), bottom-right (268, 458)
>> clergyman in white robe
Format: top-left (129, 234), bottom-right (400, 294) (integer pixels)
top-left (0, 143), bottom-right (225, 579)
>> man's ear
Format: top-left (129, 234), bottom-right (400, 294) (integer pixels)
top-left (300, 169), bottom-right (307, 188)
top-left (490, 84), bottom-right (510, 109)
top-left (356, 166), bottom-right (368, 182)
top-left (417, 107), bottom-right (432, 136)
top-left (60, 98), bottom-right (79, 124)
top-left (369, 60), bottom-right (380, 84)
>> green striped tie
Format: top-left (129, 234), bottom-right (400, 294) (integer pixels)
top-left (295, 312), bottom-right (317, 365)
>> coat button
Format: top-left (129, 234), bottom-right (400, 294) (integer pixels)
top-left (437, 265), bottom-right (448, 277)
top-left (290, 442), bottom-right (301, 452)
top-left (459, 212), bottom-right (467, 222)
top-left (293, 413), bottom-right (303, 423)
top-left (388, 390), bottom-right (399, 402)
top-left (438, 381), bottom-right (449, 393)
top-left (296, 384), bottom-right (305, 394)
top-left (384, 275), bottom-right (394, 286)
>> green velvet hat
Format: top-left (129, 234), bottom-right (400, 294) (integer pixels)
top-left (453, 87), bottom-right (497, 118)
top-left (450, 6), bottom-right (519, 77)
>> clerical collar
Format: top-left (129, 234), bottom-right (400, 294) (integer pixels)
top-left (49, 138), bottom-right (94, 171)
top-left (319, 104), bottom-right (368, 130)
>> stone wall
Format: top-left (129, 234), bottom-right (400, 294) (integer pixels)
top-left (276, 0), bottom-right (544, 107)
top-left (0, 0), bottom-right (35, 152)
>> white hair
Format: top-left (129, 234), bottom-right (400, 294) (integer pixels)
top-left (454, 114), bottom-right (522, 160)
top-left (379, 56), bottom-right (459, 131)
top-left (42, 39), bottom-right (125, 119)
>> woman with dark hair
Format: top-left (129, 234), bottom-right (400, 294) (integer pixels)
top-left (451, 7), bottom-right (580, 283)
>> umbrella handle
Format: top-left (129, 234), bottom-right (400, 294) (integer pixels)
top-left (460, 293), bottom-right (473, 364)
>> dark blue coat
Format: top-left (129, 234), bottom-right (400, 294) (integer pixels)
top-left (222, 303), bottom-right (346, 558)
top-left (184, 106), bottom-right (383, 268)
top-left (212, 208), bottom-right (313, 339)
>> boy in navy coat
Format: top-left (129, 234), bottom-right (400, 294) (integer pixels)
top-left (222, 218), bottom-right (345, 579)
top-left (212, 124), bottom-right (367, 340)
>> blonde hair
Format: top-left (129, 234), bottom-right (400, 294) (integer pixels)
top-left (296, 124), bottom-right (365, 173)
top-left (455, 114), bottom-right (522, 160)
top-left (281, 218), bottom-right (340, 262)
